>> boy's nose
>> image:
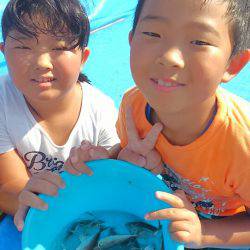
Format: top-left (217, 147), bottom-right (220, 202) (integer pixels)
top-left (156, 47), bottom-right (185, 69)
top-left (35, 53), bottom-right (53, 71)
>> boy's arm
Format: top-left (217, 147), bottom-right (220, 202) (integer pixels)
top-left (0, 150), bottom-right (30, 215)
top-left (146, 191), bottom-right (250, 248)
top-left (201, 210), bottom-right (250, 247)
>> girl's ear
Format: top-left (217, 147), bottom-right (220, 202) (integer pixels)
top-left (0, 43), bottom-right (5, 54)
top-left (221, 49), bottom-right (250, 83)
top-left (81, 47), bottom-right (90, 65)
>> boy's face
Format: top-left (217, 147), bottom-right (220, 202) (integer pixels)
top-left (0, 29), bottom-right (89, 102)
top-left (130, 0), bottom-right (234, 113)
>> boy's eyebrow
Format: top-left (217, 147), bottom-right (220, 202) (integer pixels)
top-left (190, 22), bottom-right (221, 38)
top-left (140, 15), bottom-right (221, 38)
top-left (141, 15), bottom-right (169, 23)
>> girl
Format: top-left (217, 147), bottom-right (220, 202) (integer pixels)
top-left (0, 0), bottom-right (119, 229)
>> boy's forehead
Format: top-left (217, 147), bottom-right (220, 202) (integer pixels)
top-left (139, 0), bottom-right (228, 20)
top-left (136, 0), bottom-right (232, 39)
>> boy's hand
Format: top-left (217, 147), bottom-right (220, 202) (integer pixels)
top-left (145, 190), bottom-right (203, 248)
top-left (14, 171), bottom-right (65, 231)
top-left (118, 107), bottom-right (164, 174)
top-left (64, 140), bottom-right (110, 176)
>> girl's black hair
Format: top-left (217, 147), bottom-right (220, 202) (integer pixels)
top-left (132, 0), bottom-right (249, 54)
top-left (1, 0), bottom-right (91, 83)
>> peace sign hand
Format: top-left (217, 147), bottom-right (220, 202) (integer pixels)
top-left (118, 107), bottom-right (164, 175)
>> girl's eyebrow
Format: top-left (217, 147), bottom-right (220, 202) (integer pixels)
top-left (9, 34), bottom-right (31, 41)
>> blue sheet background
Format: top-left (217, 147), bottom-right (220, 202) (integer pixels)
top-left (0, 0), bottom-right (249, 249)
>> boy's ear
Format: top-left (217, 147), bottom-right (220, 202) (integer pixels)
top-left (81, 47), bottom-right (90, 65)
top-left (221, 49), bottom-right (250, 83)
top-left (128, 31), bottom-right (133, 46)
top-left (0, 43), bottom-right (5, 54)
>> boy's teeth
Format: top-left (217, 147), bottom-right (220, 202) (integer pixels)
top-left (158, 79), bottom-right (174, 87)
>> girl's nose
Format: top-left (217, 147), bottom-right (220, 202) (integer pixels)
top-left (156, 47), bottom-right (185, 69)
top-left (35, 53), bottom-right (53, 71)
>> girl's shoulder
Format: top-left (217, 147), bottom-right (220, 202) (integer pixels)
top-left (80, 81), bottom-right (116, 110)
top-left (0, 74), bottom-right (23, 105)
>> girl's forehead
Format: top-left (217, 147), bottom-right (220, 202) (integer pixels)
top-left (7, 30), bottom-right (72, 44)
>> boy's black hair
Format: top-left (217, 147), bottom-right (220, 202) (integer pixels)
top-left (132, 0), bottom-right (249, 55)
top-left (1, 0), bottom-right (90, 83)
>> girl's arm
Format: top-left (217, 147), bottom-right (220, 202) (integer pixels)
top-left (0, 150), bottom-right (30, 215)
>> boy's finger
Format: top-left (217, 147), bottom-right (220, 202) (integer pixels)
top-left (171, 231), bottom-right (190, 244)
top-left (155, 191), bottom-right (186, 208)
top-left (169, 220), bottom-right (191, 234)
top-left (34, 171), bottom-right (65, 189)
top-left (151, 162), bottom-right (165, 175)
top-left (141, 123), bottom-right (163, 152)
top-left (118, 148), bottom-right (146, 167)
top-left (144, 149), bottom-right (162, 171)
top-left (145, 207), bottom-right (190, 221)
top-left (14, 205), bottom-right (28, 232)
top-left (126, 106), bottom-right (140, 146)
top-left (173, 190), bottom-right (195, 210)
top-left (19, 190), bottom-right (48, 210)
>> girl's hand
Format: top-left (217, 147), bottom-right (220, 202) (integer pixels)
top-left (118, 108), bottom-right (164, 175)
top-left (14, 171), bottom-right (65, 231)
top-left (64, 140), bottom-right (110, 176)
top-left (145, 190), bottom-right (203, 248)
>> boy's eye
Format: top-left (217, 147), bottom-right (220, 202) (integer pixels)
top-left (191, 40), bottom-right (210, 46)
top-left (142, 32), bottom-right (161, 38)
top-left (14, 46), bottom-right (31, 50)
top-left (53, 46), bottom-right (71, 51)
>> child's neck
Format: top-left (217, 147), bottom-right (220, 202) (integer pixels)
top-left (25, 83), bottom-right (82, 120)
top-left (152, 96), bottom-right (217, 146)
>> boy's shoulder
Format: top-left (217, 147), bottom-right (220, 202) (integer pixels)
top-left (217, 87), bottom-right (249, 130)
top-left (121, 86), bottom-right (146, 106)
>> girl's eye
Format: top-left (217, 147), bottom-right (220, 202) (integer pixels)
top-left (142, 32), bottom-right (161, 38)
top-left (15, 46), bottom-right (31, 50)
top-left (191, 40), bottom-right (210, 46)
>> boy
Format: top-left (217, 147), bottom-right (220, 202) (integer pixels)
top-left (116, 0), bottom-right (250, 248)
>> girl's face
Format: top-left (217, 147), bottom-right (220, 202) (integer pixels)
top-left (1, 29), bottom-right (89, 102)
top-left (129, 0), bottom-right (235, 114)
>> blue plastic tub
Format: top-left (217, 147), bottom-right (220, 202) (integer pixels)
top-left (22, 159), bottom-right (184, 250)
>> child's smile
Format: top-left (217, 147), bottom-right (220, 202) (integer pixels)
top-left (31, 76), bottom-right (56, 90)
top-left (150, 77), bottom-right (186, 93)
